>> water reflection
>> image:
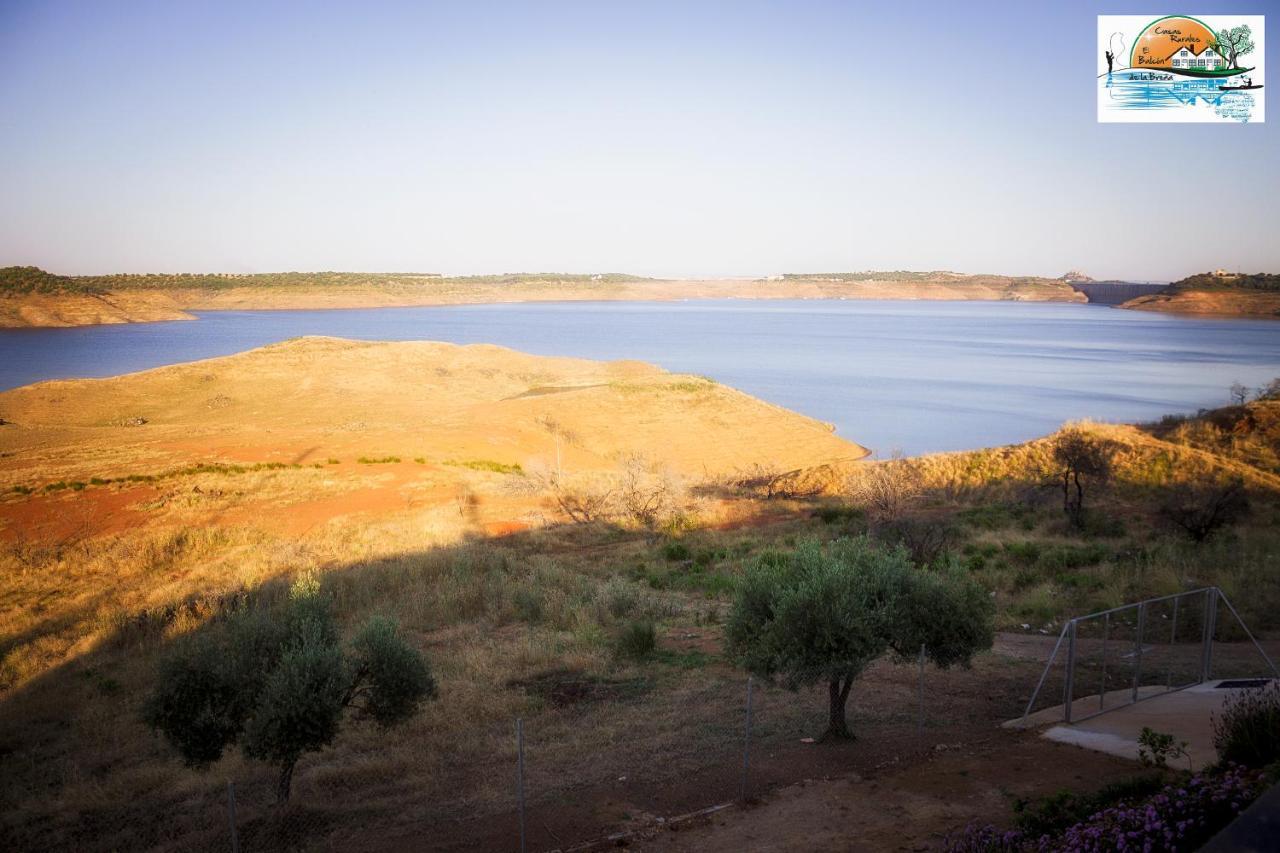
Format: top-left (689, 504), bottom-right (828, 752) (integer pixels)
top-left (1103, 72), bottom-right (1257, 123)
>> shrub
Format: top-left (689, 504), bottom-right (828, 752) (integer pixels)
top-left (1010, 775), bottom-right (1164, 838)
top-left (1213, 680), bottom-right (1280, 768)
top-left (946, 765), bottom-right (1265, 852)
top-left (357, 456), bottom-right (401, 464)
top-left (1137, 726), bottom-right (1190, 770)
top-left (1160, 477), bottom-right (1250, 543)
top-left (846, 457), bottom-right (922, 523)
top-left (661, 540), bottom-right (691, 562)
top-left (143, 574), bottom-right (436, 802)
top-left (598, 577), bottom-right (639, 619)
top-left (872, 516), bottom-right (957, 567)
top-left (812, 505), bottom-right (868, 530)
top-left (618, 455), bottom-right (680, 532)
top-left (615, 620), bottom-right (657, 660)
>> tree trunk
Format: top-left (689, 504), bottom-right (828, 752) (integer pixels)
top-left (822, 677), bottom-right (855, 741)
top-left (276, 759), bottom-right (296, 804)
top-left (1072, 470), bottom-right (1085, 529)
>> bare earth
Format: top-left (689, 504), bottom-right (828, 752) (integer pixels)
top-left (1122, 289), bottom-right (1280, 319)
top-left (0, 274), bottom-right (1085, 327)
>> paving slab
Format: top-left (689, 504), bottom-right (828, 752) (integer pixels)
top-left (1008, 679), bottom-right (1275, 770)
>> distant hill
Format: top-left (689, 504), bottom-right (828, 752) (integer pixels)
top-left (0, 266), bottom-right (651, 295)
top-left (0, 266), bottom-right (1089, 328)
top-left (1166, 271), bottom-right (1280, 293)
top-left (1122, 271), bottom-right (1280, 318)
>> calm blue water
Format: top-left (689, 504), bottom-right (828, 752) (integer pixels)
top-left (2, 300), bottom-right (1279, 455)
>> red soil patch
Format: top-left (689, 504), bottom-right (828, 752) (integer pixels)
top-left (0, 486), bottom-right (156, 542)
top-left (483, 520), bottom-right (529, 537)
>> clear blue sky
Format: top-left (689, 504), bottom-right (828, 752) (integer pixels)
top-left (0, 1), bottom-right (1275, 280)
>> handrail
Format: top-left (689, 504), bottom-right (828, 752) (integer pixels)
top-left (1021, 622), bottom-right (1070, 725)
top-left (1019, 586), bottom-right (1276, 727)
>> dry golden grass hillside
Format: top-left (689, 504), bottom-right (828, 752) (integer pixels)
top-left (1, 343), bottom-right (1277, 853)
top-left (0, 337), bottom-right (864, 689)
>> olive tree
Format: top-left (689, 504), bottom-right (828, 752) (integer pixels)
top-left (725, 538), bottom-right (993, 741)
top-left (143, 575), bottom-right (436, 802)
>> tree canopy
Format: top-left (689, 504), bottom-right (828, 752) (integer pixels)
top-left (725, 538), bottom-right (993, 740)
top-left (143, 574), bottom-right (436, 802)
top-left (1216, 25), bottom-right (1256, 69)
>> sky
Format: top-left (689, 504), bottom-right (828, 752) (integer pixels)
top-left (0, 0), bottom-right (1276, 281)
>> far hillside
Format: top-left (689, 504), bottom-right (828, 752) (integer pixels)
top-left (0, 266), bottom-right (650, 295)
top-left (1123, 271), bottom-right (1280, 318)
top-left (0, 265), bottom-right (1085, 328)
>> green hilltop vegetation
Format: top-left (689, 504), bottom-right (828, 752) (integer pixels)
top-left (1167, 272), bottom-right (1280, 293)
top-left (781, 270), bottom-right (960, 281)
top-left (779, 270), bottom-right (1061, 285)
top-left (0, 266), bottom-right (652, 295)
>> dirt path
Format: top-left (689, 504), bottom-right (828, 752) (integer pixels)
top-left (628, 735), bottom-right (1137, 852)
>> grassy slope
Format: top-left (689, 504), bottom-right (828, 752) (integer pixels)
top-left (1, 368), bottom-right (1278, 848)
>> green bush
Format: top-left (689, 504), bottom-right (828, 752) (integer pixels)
top-left (661, 540), bottom-right (691, 562)
top-left (143, 574), bottom-right (436, 802)
top-left (1011, 774), bottom-right (1165, 838)
top-left (615, 620), bottom-right (657, 660)
top-left (1137, 726), bottom-right (1190, 769)
top-left (1002, 541), bottom-right (1042, 566)
top-left (812, 505), bottom-right (867, 528)
top-left (1213, 680), bottom-right (1280, 768)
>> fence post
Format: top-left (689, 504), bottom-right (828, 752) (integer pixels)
top-left (1217, 590), bottom-right (1280, 679)
top-left (917, 644), bottom-right (926, 735)
top-left (226, 781), bottom-right (239, 853)
top-left (1099, 612), bottom-right (1109, 712)
top-left (1166, 595), bottom-right (1180, 688)
top-left (1063, 620), bottom-right (1077, 723)
top-left (1201, 588), bottom-right (1218, 682)
top-left (1131, 602), bottom-right (1146, 703)
top-left (516, 718), bottom-right (527, 853)
top-left (739, 677), bottom-right (754, 801)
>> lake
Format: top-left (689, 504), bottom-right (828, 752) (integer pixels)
top-left (2, 300), bottom-right (1279, 456)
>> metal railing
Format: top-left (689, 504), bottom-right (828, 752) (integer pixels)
top-left (1022, 587), bottom-right (1278, 726)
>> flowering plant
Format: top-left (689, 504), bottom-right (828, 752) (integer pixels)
top-left (943, 765), bottom-right (1265, 853)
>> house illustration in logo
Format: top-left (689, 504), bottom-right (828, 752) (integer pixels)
top-left (1168, 44), bottom-right (1227, 71)
top-left (1130, 15), bottom-right (1255, 78)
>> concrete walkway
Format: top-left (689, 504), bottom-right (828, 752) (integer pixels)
top-left (1007, 679), bottom-right (1274, 770)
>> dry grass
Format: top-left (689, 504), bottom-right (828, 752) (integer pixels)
top-left (2, 346), bottom-right (1278, 851)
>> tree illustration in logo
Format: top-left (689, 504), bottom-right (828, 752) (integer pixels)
top-left (1215, 25), bottom-right (1255, 70)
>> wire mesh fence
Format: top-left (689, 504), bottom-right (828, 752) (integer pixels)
top-left (1022, 587), bottom-right (1279, 725)
top-left (192, 649), bottom-right (969, 853)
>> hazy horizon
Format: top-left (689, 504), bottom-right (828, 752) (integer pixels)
top-left (0, 263), bottom-right (1192, 284)
top-left (3, 1), bottom-right (1277, 281)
